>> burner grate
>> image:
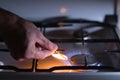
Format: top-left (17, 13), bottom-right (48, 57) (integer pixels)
top-left (0, 58), bottom-right (120, 72)
top-left (0, 65), bottom-right (120, 72)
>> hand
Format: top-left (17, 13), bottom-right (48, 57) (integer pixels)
top-left (3, 19), bottom-right (58, 61)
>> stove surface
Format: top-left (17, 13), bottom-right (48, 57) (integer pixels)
top-left (0, 21), bottom-right (120, 73)
top-left (0, 72), bottom-right (120, 80)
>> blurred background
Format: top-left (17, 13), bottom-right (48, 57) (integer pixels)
top-left (0, 0), bottom-right (115, 21)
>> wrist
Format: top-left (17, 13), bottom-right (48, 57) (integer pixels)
top-left (0, 8), bottom-right (20, 27)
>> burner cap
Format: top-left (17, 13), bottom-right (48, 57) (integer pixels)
top-left (73, 30), bottom-right (88, 38)
top-left (70, 54), bottom-right (97, 66)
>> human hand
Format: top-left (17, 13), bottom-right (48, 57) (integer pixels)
top-left (3, 19), bottom-right (58, 61)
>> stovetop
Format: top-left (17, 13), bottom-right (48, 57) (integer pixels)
top-left (0, 18), bottom-right (120, 73)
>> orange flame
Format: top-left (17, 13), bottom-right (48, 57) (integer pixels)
top-left (52, 51), bottom-right (68, 60)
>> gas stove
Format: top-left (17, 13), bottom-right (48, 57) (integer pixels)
top-left (0, 0), bottom-right (120, 80)
top-left (0, 17), bottom-right (120, 80)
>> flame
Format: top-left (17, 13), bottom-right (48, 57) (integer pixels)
top-left (52, 51), bottom-right (68, 60)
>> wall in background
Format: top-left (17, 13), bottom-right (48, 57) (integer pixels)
top-left (116, 0), bottom-right (120, 37)
top-left (0, 0), bottom-right (114, 22)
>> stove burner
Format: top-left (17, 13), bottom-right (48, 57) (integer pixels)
top-left (73, 30), bottom-right (89, 38)
top-left (70, 54), bottom-right (97, 66)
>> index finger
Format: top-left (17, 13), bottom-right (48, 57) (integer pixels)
top-left (36, 35), bottom-right (58, 51)
top-left (33, 49), bottom-right (55, 59)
